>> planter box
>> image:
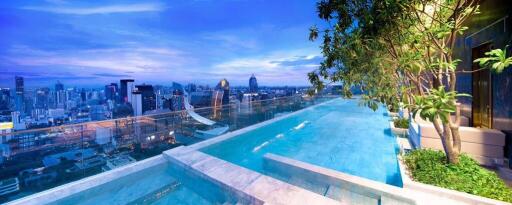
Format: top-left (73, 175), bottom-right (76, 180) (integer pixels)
top-left (389, 121), bottom-right (408, 136)
top-left (418, 122), bottom-right (506, 166)
top-left (387, 110), bottom-right (399, 118)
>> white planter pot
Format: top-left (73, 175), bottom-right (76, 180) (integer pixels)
top-left (390, 121), bottom-right (408, 136)
top-left (387, 110), bottom-right (399, 118)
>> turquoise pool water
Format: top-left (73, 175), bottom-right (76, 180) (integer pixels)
top-left (201, 98), bottom-right (402, 187)
top-left (50, 162), bottom-right (245, 205)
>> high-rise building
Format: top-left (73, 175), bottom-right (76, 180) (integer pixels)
top-left (249, 74), bottom-right (258, 93)
top-left (185, 83), bottom-right (197, 92)
top-left (211, 90), bottom-right (224, 108)
top-left (131, 91), bottom-right (142, 116)
top-left (14, 76), bottom-right (24, 114)
top-left (55, 81), bottom-right (64, 92)
top-left (104, 83), bottom-right (118, 102)
top-left (80, 89), bottom-right (86, 103)
top-left (35, 88), bottom-right (50, 109)
top-left (215, 79), bottom-right (230, 105)
top-left (190, 91), bottom-right (213, 108)
top-left (135, 84), bottom-right (156, 114)
top-left (0, 88), bottom-right (11, 111)
top-left (54, 81), bottom-right (65, 108)
top-left (11, 111), bottom-right (25, 130)
top-left (168, 95), bottom-right (185, 111)
top-left (120, 79), bottom-right (134, 104)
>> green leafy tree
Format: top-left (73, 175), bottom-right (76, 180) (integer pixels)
top-left (474, 46), bottom-right (512, 73)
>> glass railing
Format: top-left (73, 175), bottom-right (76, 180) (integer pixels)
top-left (0, 95), bottom-right (337, 203)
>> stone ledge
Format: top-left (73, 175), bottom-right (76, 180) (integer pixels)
top-left (263, 153), bottom-right (416, 205)
top-left (164, 150), bottom-right (340, 205)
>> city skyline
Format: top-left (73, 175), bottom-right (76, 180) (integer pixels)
top-left (0, 0), bottom-right (323, 88)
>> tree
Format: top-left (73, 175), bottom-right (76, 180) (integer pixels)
top-left (308, 0), bottom-right (485, 164)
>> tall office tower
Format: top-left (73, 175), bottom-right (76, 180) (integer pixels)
top-left (35, 88), bottom-right (50, 109)
top-left (135, 84), bottom-right (156, 114)
top-left (131, 91), bottom-right (142, 116)
top-left (249, 74), bottom-right (258, 93)
top-left (55, 81), bottom-right (66, 108)
top-left (211, 90), bottom-right (224, 108)
top-left (104, 83), bottom-right (118, 102)
top-left (55, 81), bottom-right (64, 92)
top-left (80, 89), bottom-right (86, 103)
top-left (168, 95), bottom-right (185, 111)
top-left (14, 76), bottom-right (24, 114)
top-left (172, 82), bottom-right (184, 95)
top-left (0, 88), bottom-right (11, 111)
top-left (185, 83), bottom-right (197, 92)
top-left (120, 79), bottom-right (134, 103)
top-left (215, 79), bottom-right (230, 105)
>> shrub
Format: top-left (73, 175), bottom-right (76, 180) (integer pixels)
top-left (388, 105), bottom-right (399, 113)
top-left (393, 118), bottom-right (409, 129)
top-left (403, 149), bottom-right (512, 202)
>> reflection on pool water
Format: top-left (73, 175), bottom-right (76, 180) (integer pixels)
top-left (50, 161), bottom-right (245, 205)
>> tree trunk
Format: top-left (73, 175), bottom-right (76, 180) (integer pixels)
top-left (432, 116), bottom-right (461, 164)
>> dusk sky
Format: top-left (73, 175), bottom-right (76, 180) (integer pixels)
top-left (0, 0), bottom-right (323, 89)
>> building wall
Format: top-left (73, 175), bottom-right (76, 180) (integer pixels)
top-left (454, 0), bottom-right (512, 130)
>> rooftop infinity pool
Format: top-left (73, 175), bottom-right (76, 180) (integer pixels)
top-left (201, 98), bottom-right (402, 187)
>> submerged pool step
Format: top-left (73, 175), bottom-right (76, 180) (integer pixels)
top-left (126, 181), bottom-right (181, 205)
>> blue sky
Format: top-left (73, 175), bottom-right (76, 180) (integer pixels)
top-left (0, 0), bottom-right (323, 88)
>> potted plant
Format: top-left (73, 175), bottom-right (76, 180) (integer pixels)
top-left (390, 117), bottom-right (409, 136)
top-left (387, 104), bottom-right (400, 118)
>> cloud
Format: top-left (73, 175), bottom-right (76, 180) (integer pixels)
top-left (0, 71), bottom-right (42, 77)
top-left (203, 33), bottom-right (259, 50)
top-left (23, 3), bottom-right (165, 15)
top-left (5, 45), bottom-right (192, 74)
top-left (208, 52), bottom-right (321, 86)
top-left (93, 73), bottom-right (132, 78)
top-left (213, 54), bottom-right (320, 74)
top-left (271, 55), bottom-right (322, 67)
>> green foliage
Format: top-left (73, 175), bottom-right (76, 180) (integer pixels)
top-left (474, 46), bottom-right (512, 73)
top-left (409, 86), bottom-right (470, 123)
top-left (404, 149), bottom-right (512, 202)
top-left (393, 117), bottom-right (409, 129)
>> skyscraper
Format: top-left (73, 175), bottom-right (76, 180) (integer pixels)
top-left (0, 88), bottom-right (10, 111)
top-left (135, 84), bottom-right (156, 114)
top-left (55, 81), bottom-right (64, 92)
top-left (35, 88), bottom-right (50, 109)
top-left (214, 79), bottom-right (230, 105)
top-left (14, 76), bottom-right (24, 114)
top-left (131, 91), bottom-right (142, 116)
top-left (104, 83), bottom-right (118, 102)
top-left (55, 81), bottom-right (66, 108)
top-left (120, 79), bottom-right (134, 104)
top-left (249, 74), bottom-right (258, 93)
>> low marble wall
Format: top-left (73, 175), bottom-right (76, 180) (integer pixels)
top-left (163, 147), bottom-right (339, 205)
top-left (263, 153), bottom-right (416, 205)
